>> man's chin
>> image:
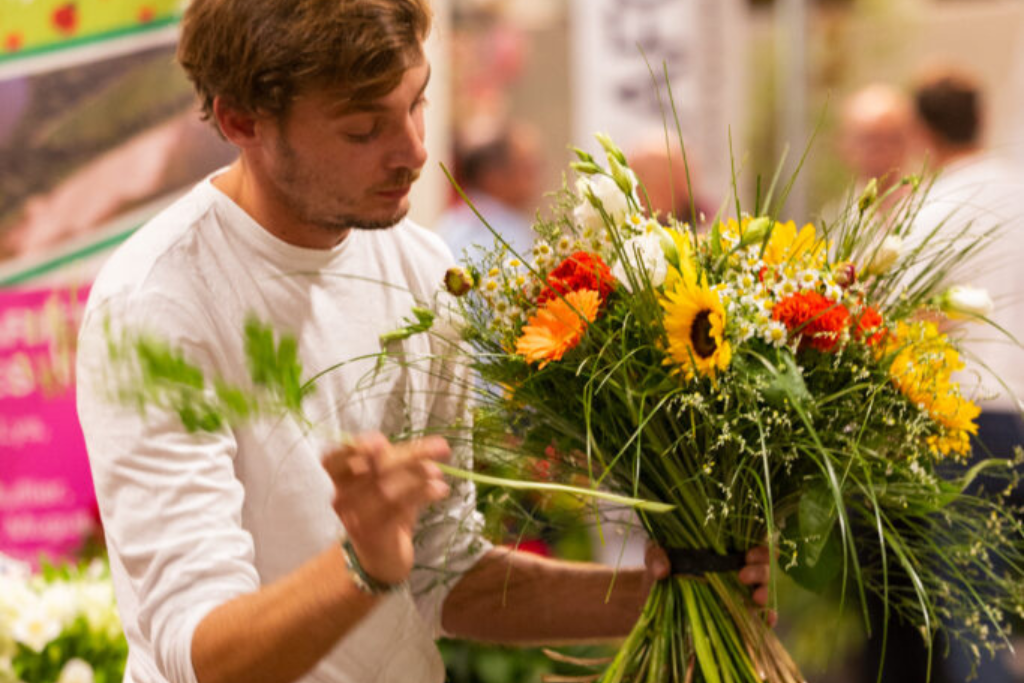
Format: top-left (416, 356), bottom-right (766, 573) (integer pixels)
top-left (354, 206), bottom-right (410, 231)
top-left (320, 207), bottom-right (408, 232)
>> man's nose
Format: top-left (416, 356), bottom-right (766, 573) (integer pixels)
top-left (388, 115), bottom-right (428, 171)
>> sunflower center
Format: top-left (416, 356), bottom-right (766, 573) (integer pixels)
top-left (690, 310), bottom-right (717, 359)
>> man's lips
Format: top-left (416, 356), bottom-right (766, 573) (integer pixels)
top-left (376, 186), bottom-right (412, 200)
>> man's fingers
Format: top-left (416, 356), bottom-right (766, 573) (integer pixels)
top-left (389, 436), bottom-right (451, 466)
top-left (324, 433), bottom-right (450, 482)
top-left (745, 545), bottom-right (772, 565)
top-left (644, 543), bottom-right (670, 581)
top-left (738, 563), bottom-right (770, 587)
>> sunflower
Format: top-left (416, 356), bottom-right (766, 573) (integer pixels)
top-left (661, 269), bottom-right (732, 381)
top-left (516, 289), bottom-right (600, 368)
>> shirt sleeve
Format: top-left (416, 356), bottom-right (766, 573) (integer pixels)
top-left (77, 290), bottom-right (260, 683)
top-left (406, 300), bottom-right (492, 637)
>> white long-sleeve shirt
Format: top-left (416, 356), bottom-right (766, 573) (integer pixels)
top-left (76, 174), bottom-right (491, 683)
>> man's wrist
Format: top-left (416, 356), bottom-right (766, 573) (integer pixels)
top-left (340, 539), bottom-right (404, 596)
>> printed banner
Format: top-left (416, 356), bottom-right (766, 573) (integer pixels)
top-left (570, 0), bottom-right (747, 207)
top-left (0, 285), bottom-right (95, 566)
top-left (0, 0), bottom-right (181, 62)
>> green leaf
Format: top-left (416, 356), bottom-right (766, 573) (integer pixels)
top-left (783, 483), bottom-right (843, 592)
top-left (762, 351), bottom-right (812, 412)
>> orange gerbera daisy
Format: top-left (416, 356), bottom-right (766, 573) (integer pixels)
top-left (516, 289), bottom-right (600, 368)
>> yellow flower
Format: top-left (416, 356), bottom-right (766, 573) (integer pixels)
top-left (661, 269), bottom-right (731, 381)
top-left (719, 218), bottom-right (826, 267)
top-left (516, 289), bottom-right (600, 368)
top-left (884, 321), bottom-right (980, 458)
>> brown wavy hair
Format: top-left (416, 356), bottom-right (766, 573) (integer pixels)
top-left (177, 0), bottom-right (432, 124)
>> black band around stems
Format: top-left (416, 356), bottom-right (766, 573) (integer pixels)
top-left (666, 548), bottom-right (746, 576)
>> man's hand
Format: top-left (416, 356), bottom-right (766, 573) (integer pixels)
top-left (323, 433), bottom-right (451, 585)
top-left (644, 544), bottom-right (778, 627)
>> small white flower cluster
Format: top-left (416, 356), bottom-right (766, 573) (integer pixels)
top-left (0, 561), bottom-right (122, 683)
top-left (717, 242), bottom-right (865, 351)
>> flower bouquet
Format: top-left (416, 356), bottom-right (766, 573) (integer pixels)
top-left (0, 560), bottom-right (126, 683)
top-left (423, 134), bottom-right (1023, 682)
top-left (102, 130), bottom-right (1024, 683)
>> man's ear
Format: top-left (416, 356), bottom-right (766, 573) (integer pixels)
top-left (213, 97), bottom-right (260, 148)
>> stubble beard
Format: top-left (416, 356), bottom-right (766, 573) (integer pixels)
top-left (274, 137), bottom-right (416, 233)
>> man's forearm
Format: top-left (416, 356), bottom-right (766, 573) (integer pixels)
top-left (192, 545), bottom-right (378, 683)
top-left (441, 547), bottom-right (649, 644)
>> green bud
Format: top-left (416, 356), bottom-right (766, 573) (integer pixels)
top-left (738, 217), bottom-right (771, 248)
top-left (607, 156), bottom-right (634, 197)
top-left (572, 147), bottom-right (597, 164)
top-left (858, 178), bottom-right (878, 214)
top-left (444, 267), bottom-right (475, 297)
top-left (901, 174), bottom-right (922, 191)
top-left (570, 161), bottom-right (602, 176)
top-left (595, 132), bottom-right (628, 166)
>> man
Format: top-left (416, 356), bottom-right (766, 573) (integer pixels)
top-left (911, 68), bottom-right (1024, 457)
top-left (837, 83), bottom-right (914, 211)
top-left (75, 2), bottom-right (773, 683)
top-left (863, 67), bottom-right (1024, 683)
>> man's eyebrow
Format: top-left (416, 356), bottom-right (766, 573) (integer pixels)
top-left (330, 65), bottom-right (432, 117)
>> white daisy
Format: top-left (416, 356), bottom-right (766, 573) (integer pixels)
top-left (764, 321), bottom-right (788, 347)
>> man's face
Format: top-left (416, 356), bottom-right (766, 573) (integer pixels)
top-left (260, 60), bottom-right (430, 233)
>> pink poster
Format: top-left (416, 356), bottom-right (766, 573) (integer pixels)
top-left (0, 285), bottom-right (95, 566)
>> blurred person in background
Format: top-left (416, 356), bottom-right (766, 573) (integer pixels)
top-left (897, 66), bottom-right (1024, 683)
top-left (838, 83), bottom-right (914, 211)
top-left (912, 67), bottom-right (1024, 462)
top-left (627, 137), bottom-right (711, 228)
top-left (435, 119), bottom-right (542, 258)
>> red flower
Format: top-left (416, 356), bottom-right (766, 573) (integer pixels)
top-left (52, 4), bottom-right (78, 35)
top-left (138, 6), bottom-right (156, 23)
top-left (773, 291), bottom-right (850, 352)
top-left (537, 251), bottom-right (616, 305)
top-left (853, 306), bottom-right (886, 346)
top-left (4, 33), bottom-right (23, 52)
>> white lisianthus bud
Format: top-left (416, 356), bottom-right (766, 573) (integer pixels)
top-left (58, 658), bottom-right (95, 683)
top-left (611, 234), bottom-right (668, 292)
top-left (647, 222), bottom-right (680, 269)
top-left (574, 174), bottom-right (630, 232)
top-left (864, 235), bottom-right (902, 276)
top-left (940, 285), bottom-right (994, 320)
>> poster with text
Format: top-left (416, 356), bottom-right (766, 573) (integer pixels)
top-left (0, 285), bottom-right (94, 566)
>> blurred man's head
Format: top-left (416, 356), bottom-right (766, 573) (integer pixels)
top-left (839, 83), bottom-right (913, 186)
top-left (627, 140), bottom-right (701, 223)
top-left (458, 121), bottom-right (542, 212)
top-left (913, 68), bottom-right (983, 161)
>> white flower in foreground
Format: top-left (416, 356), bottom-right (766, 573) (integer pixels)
top-left (574, 174), bottom-right (632, 233)
top-left (611, 234), bottom-right (667, 292)
top-left (941, 285), bottom-right (994, 320)
top-left (57, 659), bottom-right (94, 683)
top-left (863, 235), bottom-right (902, 276)
top-left (11, 603), bottom-right (62, 652)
